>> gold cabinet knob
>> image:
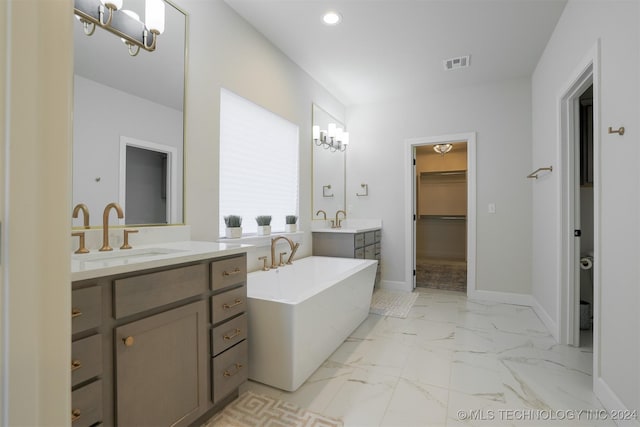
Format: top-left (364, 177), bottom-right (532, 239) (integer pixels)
top-left (71, 408), bottom-right (81, 422)
top-left (123, 336), bottom-right (135, 347)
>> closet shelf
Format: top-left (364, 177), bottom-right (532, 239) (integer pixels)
top-left (420, 170), bottom-right (466, 177)
top-left (419, 215), bottom-right (466, 220)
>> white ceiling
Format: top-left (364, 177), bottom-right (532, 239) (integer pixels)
top-left (224, 0), bottom-right (567, 106)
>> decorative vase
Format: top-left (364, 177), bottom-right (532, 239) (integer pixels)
top-left (285, 224), bottom-right (297, 233)
top-left (225, 227), bottom-right (242, 238)
top-left (257, 225), bottom-right (271, 236)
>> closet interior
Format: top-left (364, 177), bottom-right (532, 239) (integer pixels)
top-left (415, 143), bottom-right (467, 291)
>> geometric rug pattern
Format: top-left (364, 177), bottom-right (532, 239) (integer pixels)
top-left (203, 391), bottom-right (344, 427)
top-left (416, 260), bottom-right (467, 292)
top-left (369, 289), bottom-right (418, 318)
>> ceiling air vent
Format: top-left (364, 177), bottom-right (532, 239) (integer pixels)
top-left (443, 55), bottom-right (470, 71)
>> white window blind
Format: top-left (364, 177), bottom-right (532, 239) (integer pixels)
top-left (219, 89), bottom-right (299, 235)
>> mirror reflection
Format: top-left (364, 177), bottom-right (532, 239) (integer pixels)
top-left (72, 0), bottom-right (186, 227)
top-left (312, 104), bottom-right (346, 219)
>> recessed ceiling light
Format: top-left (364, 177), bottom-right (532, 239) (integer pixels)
top-left (322, 11), bottom-right (342, 26)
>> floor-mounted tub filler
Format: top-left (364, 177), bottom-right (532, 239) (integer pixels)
top-left (247, 256), bottom-right (378, 391)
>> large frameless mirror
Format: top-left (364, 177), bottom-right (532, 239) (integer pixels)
top-left (311, 104), bottom-right (346, 220)
top-left (72, 0), bottom-right (187, 227)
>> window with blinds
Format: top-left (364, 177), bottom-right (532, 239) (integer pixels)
top-left (219, 89), bottom-right (299, 236)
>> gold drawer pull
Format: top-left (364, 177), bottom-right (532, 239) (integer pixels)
top-left (223, 268), bottom-right (242, 277)
top-left (71, 409), bottom-right (81, 423)
top-left (71, 308), bottom-right (83, 319)
top-left (223, 363), bottom-right (243, 377)
top-left (222, 299), bottom-right (243, 309)
top-left (71, 360), bottom-right (82, 372)
top-left (123, 336), bottom-right (135, 347)
top-left (223, 328), bottom-right (242, 341)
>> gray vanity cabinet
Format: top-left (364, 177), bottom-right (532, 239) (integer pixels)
top-left (115, 300), bottom-right (207, 427)
top-left (71, 252), bottom-right (248, 426)
top-left (312, 229), bottom-right (382, 286)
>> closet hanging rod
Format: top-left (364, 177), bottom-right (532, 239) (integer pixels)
top-left (527, 166), bottom-right (553, 179)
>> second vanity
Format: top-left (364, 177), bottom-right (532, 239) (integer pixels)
top-left (312, 219), bottom-right (382, 287)
top-left (71, 241), bottom-right (250, 427)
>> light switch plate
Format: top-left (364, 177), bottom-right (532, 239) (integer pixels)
top-left (488, 203), bottom-right (496, 214)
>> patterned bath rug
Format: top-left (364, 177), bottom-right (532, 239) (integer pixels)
top-left (203, 391), bottom-right (344, 427)
top-left (369, 289), bottom-right (418, 318)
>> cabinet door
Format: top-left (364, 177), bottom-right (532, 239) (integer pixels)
top-left (115, 300), bottom-right (207, 427)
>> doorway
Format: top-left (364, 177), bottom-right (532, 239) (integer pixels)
top-left (404, 132), bottom-right (477, 294)
top-left (415, 143), bottom-right (468, 292)
top-left (560, 59), bottom-right (598, 349)
top-left (119, 136), bottom-right (179, 225)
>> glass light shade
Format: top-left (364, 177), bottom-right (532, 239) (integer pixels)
top-left (335, 127), bottom-right (343, 142)
top-left (327, 123), bottom-right (337, 138)
top-left (312, 125), bottom-right (320, 140)
top-left (433, 143), bottom-right (453, 155)
top-left (342, 132), bottom-right (349, 146)
top-left (145, 0), bottom-right (165, 34)
top-left (101, 0), bottom-right (123, 10)
top-left (121, 9), bottom-right (140, 22)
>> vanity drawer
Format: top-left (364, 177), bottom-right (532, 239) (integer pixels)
top-left (364, 231), bottom-right (375, 246)
top-left (374, 230), bottom-right (382, 242)
top-left (113, 263), bottom-right (207, 319)
top-left (354, 233), bottom-right (365, 248)
top-left (71, 379), bottom-right (103, 427)
top-left (72, 286), bottom-right (102, 334)
top-left (211, 286), bottom-right (246, 325)
top-left (212, 313), bottom-right (247, 357)
top-left (212, 341), bottom-right (248, 403)
top-left (364, 245), bottom-right (376, 260)
top-left (354, 247), bottom-right (365, 259)
top-left (211, 255), bottom-right (247, 291)
top-left (72, 334), bottom-right (102, 387)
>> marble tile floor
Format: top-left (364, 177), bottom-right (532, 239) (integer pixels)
top-left (240, 288), bottom-right (612, 427)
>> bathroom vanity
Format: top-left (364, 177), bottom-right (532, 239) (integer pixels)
top-left (312, 223), bottom-right (381, 286)
top-left (71, 242), bottom-right (249, 427)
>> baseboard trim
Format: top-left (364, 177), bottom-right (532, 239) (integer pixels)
top-left (594, 377), bottom-right (640, 427)
top-left (530, 298), bottom-right (560, 342)
top-left (467, 289), bottom-right (535, 307)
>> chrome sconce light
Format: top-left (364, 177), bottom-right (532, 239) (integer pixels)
top-left (312, 123), bottom-right (349, 152)
top-left (433, 143), bottom-right (453, 156)
top-left (74, 0), bottom-right (165, 56)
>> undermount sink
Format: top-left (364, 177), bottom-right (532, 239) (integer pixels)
top-left (72, 247), bottom-right (187, 263)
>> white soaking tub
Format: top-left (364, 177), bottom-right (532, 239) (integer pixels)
top-left (247, 256), bottom-right (378, 391)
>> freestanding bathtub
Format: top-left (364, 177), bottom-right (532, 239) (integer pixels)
top-left (247, 256), bottom-right (378, 391)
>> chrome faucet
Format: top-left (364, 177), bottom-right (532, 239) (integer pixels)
top-left (315, 209), bottom-right (327, 220)
top-left (335, 210), bottom-right (346, 228)
top-left (72, 203), bottom-right (90, 229)
top-left (270, 236), bottom-right (300, 268)
top-left (100, 202), bottom-right (124, 251)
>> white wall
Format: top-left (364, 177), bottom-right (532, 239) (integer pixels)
top-left (73, 75), bottom-right (183, 226)
top-left (2, 0), bottom-right (73, 424)
top-left (181, 0), bottom-right (344, 270)
top-left (532, 0), bottom-right (639, 415)
top-left (346, 78), bottom-right (533, 294)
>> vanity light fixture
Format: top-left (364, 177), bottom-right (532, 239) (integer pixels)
top-left (322, 11), bottom-right (342, 26)
top-left (74, 0), bottom-right (165, 57)
top-left (313, 124), bottom-right (349, 152)
top-left (433, 143), bottom-right (453, 156)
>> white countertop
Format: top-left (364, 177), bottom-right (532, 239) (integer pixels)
top-left (71, 240), bottom-right (251, 281)
top-left (311, 218), bottom-right (382, 234)
top-left (311, 226), bottom-right (380, 234)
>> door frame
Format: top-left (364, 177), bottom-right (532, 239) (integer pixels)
top-left (119, 136), bottom-right (178, 224)
top-left (558, 43), bottom-right (600, 359)
top-left (404, 132), bottom-right (477, 294)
